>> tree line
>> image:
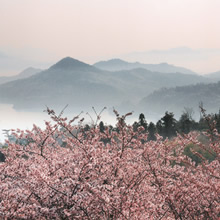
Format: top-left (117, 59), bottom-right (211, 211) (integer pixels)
top-left (97, 109), bottom-right (220, 141)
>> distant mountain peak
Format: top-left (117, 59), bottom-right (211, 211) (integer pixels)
top-left (107, 58), bottom-right (127, 63)
top-left (19, 67), bottom-right (42, 77)
top-left (95, 58), bottom-right (128, 66)
top-left (159, 62), bottom-right (169, 65)
top-left (50, 57), bottom-right (93, 70)
top-left (94, 59), bottom-right (197, 75)
top-left (0, 67), bottom-right (42, 85)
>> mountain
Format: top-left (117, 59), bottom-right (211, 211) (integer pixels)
top-left (206, 71), bottom-right (220, 80)
top-left (103, 68), bottom-right (210, 101)
top-left (139, 81), bottom-right (220, 120)
top-left (94, 59), bottom-right (197, 75)
top-left (120, 47), bottom-right (220, 74)
top-left (50, 57), bottom-right (95, 71)
top-left (0, 57), bottom-right (211, 112)
top-left (0, 57), bottom-right (123, 111)
top-left (0, 67), bottom-right (42, 85)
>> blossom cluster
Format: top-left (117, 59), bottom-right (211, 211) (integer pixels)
top-left (0, 110), bottom-right (219, 219)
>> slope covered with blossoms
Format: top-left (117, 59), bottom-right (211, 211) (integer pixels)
top-left (0, 109), bottom-right (219, 219)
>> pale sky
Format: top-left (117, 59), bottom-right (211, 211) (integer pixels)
top-left (0, 0), bottom-right (220, 75)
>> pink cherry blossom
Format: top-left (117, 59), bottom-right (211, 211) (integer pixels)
top-left (0, 109), bottom-right (219, 219)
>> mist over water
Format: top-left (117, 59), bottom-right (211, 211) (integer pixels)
top-left (0, 104), bottom-right (140, 143)
top-left (0, 104), bottom-right (50, 142)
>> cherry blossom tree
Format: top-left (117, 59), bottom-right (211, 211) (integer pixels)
top-left (0, 108), bottom-right (219, 219)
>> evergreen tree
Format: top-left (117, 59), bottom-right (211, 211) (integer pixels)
top-left (178, 112), bottom-right (198, 134)
top-left (99, 121), bottom-right (105, 133)
top-left (214, 110), bottom-right (220, 133)
top-left (147, 122), bottom-right (156, 141)
top-left (161, 111), bottom-right (177, 139)
top-left (132, 121), bottom-right (138, 132)
top-left (178, 112), bottom-right (192, 134)
top-left (0, 151), bottom-right (5, 162)
top-left (156, 120), bottom-right (163, 136)
top-left (138, 113), bottom-right (148, 132)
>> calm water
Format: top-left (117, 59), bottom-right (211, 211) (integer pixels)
top-left (0, 104), bottom-right (138, 143)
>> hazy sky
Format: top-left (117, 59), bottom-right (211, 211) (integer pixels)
top-left (1, 0), bottom-right (220, 75)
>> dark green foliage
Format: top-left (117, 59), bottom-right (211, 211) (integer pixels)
top-left (156, 120), bottom-right (163, 136)
top-left (177, 111), bottom-right (198, 134)
top-left (198, 117), bottom-right (209, 131)
top-left (132, 121), bottom-right (139, 132)
top-left (0, 151), bottom-right (5, 162)
top-left (132, 113), bottom-right (148, 133)
top-left (139, 113), bottom-right (148, 132)
top-left (99, 121), bottom-right (105, 133)
top-left (160, 111), bottom-right (177, 139)
top-left (214, 110), bottom-right (220, 133)
top-left (184, 143), bottom-right (216, 165)
top-left (147, 122), bottom-right (156, 141)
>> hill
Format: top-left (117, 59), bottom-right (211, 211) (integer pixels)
top-left (0, 67), bottom-right (42, 85)
top-left (103, 68), bottom-right (209, 103)
top-left (0, 57), bottom-right (211, 112)
top-left (94, 58), bottom-right (197, 75)
top-left (0, 57), bottom-right (122, 111)
top-left (139, 81), bottom-right (220, 120)
top-left (206, 71), bottom-right (220, 80)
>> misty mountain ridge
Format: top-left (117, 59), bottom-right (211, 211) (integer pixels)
top-left (94, 58), bottom-right (197, 75)
top-left (0, 56), bottom-right (216, 117)
top-left (140, 81), bottom-right (220, 120)
top-left (50, 57), bottom-right (98, 71)
top-left (0, 57), bottom-right (122, 111)
top-left (206, 70), bottom-right (220, 80)
top-left (0, 67), bottom-right (42, 85)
